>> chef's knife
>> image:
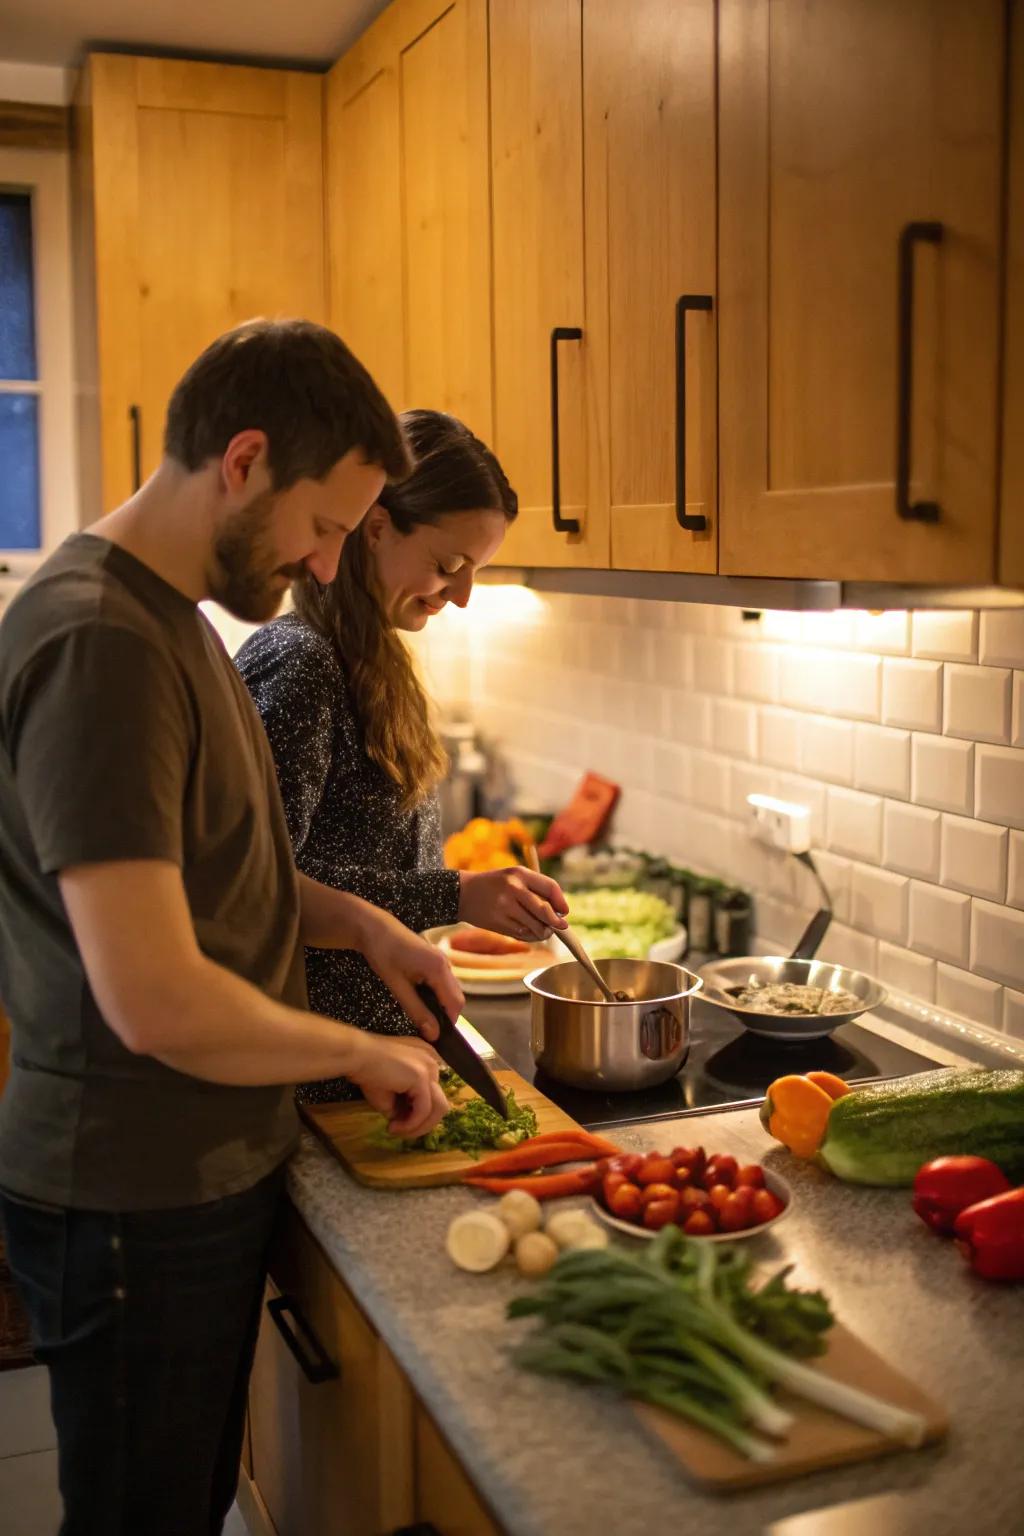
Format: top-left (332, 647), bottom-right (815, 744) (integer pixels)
top-left (416, 984), bottom-right (510, 1120)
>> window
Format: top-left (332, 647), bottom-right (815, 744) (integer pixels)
top-left (0, 148), bottom-right (77, 576)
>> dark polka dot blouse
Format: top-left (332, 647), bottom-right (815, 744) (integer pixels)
top-left (235, 613), bottom-right (461, 1102)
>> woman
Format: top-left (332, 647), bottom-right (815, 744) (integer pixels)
top-left (236, 410), bottom-right (568, 1100)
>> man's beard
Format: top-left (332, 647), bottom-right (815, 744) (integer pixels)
top-left (208, 490), bottom-right (306, 623)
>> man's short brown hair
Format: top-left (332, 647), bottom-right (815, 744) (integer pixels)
top-left (163, 318), bottom-right (413, 488)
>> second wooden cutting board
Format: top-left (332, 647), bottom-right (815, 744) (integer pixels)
top-left (300, 1065), bottom-right (584, 1189)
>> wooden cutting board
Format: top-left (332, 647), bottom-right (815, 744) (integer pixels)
top-left (300, 1066), bottom-right (584, 1189)
top-left (635, 1320), bottom-right (948, 1490)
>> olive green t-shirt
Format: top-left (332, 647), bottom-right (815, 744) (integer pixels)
top-left (0, 534), bottom-right (306, 1211)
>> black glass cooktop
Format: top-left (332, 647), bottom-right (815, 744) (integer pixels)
top-left (464, 995), bottom-right (940, 1131)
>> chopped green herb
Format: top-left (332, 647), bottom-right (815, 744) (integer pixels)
top-left (371, 1085), bottom-right (538, 1156)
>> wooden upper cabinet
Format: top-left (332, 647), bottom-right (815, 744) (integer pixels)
top-left (718, 0), bottom-right (1006, 583)
top-left (73, 54), bottom-right (324, 512)
top-left (326, 0), bottom-right (492, 441)
top-left (489, 0), bottom-right (601, 568)
top-left (1000, 2), bottom-right (1023, 590)
top-left (586, 0), bottom-right (717, 575)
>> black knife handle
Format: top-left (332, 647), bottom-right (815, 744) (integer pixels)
top-left (415, 983), bottom-right (453, 1032)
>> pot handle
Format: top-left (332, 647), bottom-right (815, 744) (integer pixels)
top-left (790, 908), bottom-right (832, 963)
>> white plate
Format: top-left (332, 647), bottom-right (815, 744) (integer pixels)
top-left (589, 1167), bottom-right (793, 1243)
top-left (424, 922), bottom-right (689, 996)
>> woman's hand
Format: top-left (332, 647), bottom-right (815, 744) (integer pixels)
top-left (348, 1032), bottom-right (449, 1138)
top-left (458, 867), bottom-right (569, 942)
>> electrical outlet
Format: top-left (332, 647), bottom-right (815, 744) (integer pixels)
top-left (746, 793), bottom-right (811, 855)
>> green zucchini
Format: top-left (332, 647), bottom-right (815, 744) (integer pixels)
top-left (815, 1068), bottom-right (1024, 1186)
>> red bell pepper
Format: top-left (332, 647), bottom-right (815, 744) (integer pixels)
top-left (953, 1186), bottom-right (1024, 1282)
top-left (911, 1156), bottom-right (1011, 1236)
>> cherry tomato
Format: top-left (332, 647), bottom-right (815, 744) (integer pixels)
top-left (682, 1208), bottom-right (716, 1237)
top-left (640, 1182), bottom-right (678, 1208)
top-left (707, 1182), bottom-right (732, 1212)
top-left (643, 1197), bottom-right (680, 1231)
top-left (670, 1146), bottom-right (706, 1174)
top-left (601, 1171), bottom-right (630, 1208)
top-left (751, 1188), bottom-right (785, 1225)
top-left (672, 1164), bottom-right (693, 1189)
top-left (679, 1185), bottom-right (712, 1214)
top-left (608, 1182), bottom-right (644, 1221)
top-left (637, 1156), bottom-right (678, 1187)
top-left (735, 1163), bottom-right (766, 1189)
top-left (606, 1153), bottom-right (643, 1178)
top-left (719, 1186), bottom-right (756, 1232)
top-left (704, 1154), bottom-right (738, 1188)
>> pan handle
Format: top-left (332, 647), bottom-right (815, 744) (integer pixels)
top-left (790, 907), bottom-right (832, 962)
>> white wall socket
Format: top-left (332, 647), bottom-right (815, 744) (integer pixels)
top-left (746, 793), bottom-right (812, 855)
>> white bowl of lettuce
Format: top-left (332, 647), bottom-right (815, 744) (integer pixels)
top-left (564, 888), bottom-right (687, 964)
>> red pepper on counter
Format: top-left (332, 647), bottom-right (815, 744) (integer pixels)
top-left (953, 1186), bottom-right (1024, 1282)
top-left (912, 1156), bottom-right (1011, 1235)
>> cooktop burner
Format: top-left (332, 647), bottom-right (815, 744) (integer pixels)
top-left (465, 995), bottom-right (940, 1131)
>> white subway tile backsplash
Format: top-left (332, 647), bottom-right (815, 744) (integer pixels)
top-left (1008, 833), bottom-right (1024, 911)
top-left (911, 610), bottom-right (977, 662)
top-left (825, 654), bottom-right (881, 722)
top-left (883, 801), bottom-right (942, 881)
top-left (971, 900), bottom-right (1024, 990)
top-left (730, 761), bottom-right (779, 814)
top-left (877, 941), bottom-right (936, 1001)
top-left (818, 921), bottom-right (878, 977)
top-left (912, 735), bottom-right (974, 814)
top-left (810, 850), bottom-right (852, 924)
top-left (935, 964), bottom-right (1003, 1029)
top-left (1004, 989), bottom-right (1024, 1041)
top-left (1013, 672), bottom-right (1024, 748)
top-left (943, 664), bottom-right (1010, 744)
top-left (653, 742), bottom-right (691, 802)
top-left (734, 645), bottom-right (780, 703)
top-left (850, 864), bottom-right (909, 944)
top-left (802, 612), bottom-right (858, 649)
top-left (882, 658), bottom-right (943, 731)
top-left (778, 649), bottom-right (832, 713)
top-left (759, 708), bottom-right (802, 770)
top-left (775, 774), bottom-right (828, 846)
top-left (854, 611), bottom-right (910, 655)
top-left (940, 815), bottom-right (1008, 902)
top-left (975, 744), bottom-right (1024, 830)
top-left (690, 751), bottom-right (730, 813)
top-left (692, 636), bottom-right (733, 694)
top-left (979, 611), bottom-right (1024, 669)
top-left (799, 716), bottom-right (855, 784)
top-left (713, 698), bottom-right (758, 758)
top-left (826, 788), bottom-right (883, 863)
top-left (909, 882), bottom-right (971, 967)
top-left (664, 688), bottom-right (712, 748)
top-left (854, 724), bottom-right (911, 799)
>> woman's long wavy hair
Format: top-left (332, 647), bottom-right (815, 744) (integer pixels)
top-left (292, 410), bottom-right (518, 812)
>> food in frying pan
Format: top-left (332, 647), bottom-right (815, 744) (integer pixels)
top-left (729, 979), bottom-right (862, 1016)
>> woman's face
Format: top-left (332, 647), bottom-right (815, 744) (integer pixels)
top-left (364, 507), bottom-right (509, 631)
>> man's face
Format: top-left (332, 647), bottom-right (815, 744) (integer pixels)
top-left (208, 449), bottom-right (386, 622)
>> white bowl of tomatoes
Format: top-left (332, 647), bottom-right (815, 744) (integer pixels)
top-left (590, 1146), bottom-right (791, 1241)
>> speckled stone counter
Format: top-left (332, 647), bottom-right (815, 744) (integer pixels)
top-left (288, 1105), bottom-right (1024, 1536)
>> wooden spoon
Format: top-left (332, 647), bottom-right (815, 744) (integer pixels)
top-left (522, 841), bottom-right (623, 1004)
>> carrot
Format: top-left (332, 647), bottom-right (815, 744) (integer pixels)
top-left (469, 1140), bottom-right (593, 1177)
top-left (463, 1166), bottom-right (600, 1199)
top-left (521, 1129), bottom-right (623, 1157)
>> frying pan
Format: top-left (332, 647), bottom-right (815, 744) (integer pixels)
top-left (698, 906), bottom-right (888, 1042)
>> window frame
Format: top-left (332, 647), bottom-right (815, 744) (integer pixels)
top-left (0, 145), bottom-right (77, 576)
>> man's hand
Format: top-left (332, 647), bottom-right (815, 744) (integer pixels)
top-left (458, 866), bottom-right (569, 942)
top-left (348, 1032), bottom-right (449, 1138)
top-left (351, 902), bottom-right (465, 1036)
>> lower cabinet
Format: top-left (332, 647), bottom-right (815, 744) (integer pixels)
top-left (247, 1202), bottom-right (502, 1536)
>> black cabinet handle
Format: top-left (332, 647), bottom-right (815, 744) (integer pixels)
top-left (896, 221), bottom-right (943, 523)
top-left (129, 404), bottom-right (142, 493)
top-left (387, 1526), bottom-right (442, 1535)
top-left (550, 326), bottom-right (582, 534)
top-left (266, 1294), bottom-right (339, 1385)
top-left (675, 295), bottom-right (712, 532)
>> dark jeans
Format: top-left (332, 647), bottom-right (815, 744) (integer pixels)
top-left (0, 1165), bottom-right (286, 1536)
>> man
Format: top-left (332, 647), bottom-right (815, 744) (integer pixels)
top-left (0, 319), bottom-right (463, 1535)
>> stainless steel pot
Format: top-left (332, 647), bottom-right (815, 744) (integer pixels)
top-left (524, 957), bottom-right (703, 1091)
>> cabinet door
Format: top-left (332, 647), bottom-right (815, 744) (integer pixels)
top-left (326, 0), bottom-right (492, 441)
top-left (1000, 2), bottom-right (1023, 590)
top-left (83, 54), bottom-right (324, 508)
top-left (489, 0), bottom-right (604, 568)
top-left (718, 0), bottom-right (1006, 583)
top-left (414, 1404), bottom-right (503, 1536)
top-left (584, 0), bottom-right (717, 575)
top-left (248, 1205), bottom-right (415, 1536)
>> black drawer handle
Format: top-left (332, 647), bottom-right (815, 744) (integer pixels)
top-left (129, 403), bottom-right (142, 492)
top-left (675, 294), bottom-right (712, 532)
top-left (550, 326), bottom-right (582, 534)
top-left (896, 221), bottom-right (943, 522)
top-left (387, 1526), bottom-right (442, 1535)
top-left (266, 1294), bottom-right (339, 1385)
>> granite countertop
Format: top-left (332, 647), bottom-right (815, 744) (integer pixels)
top-left (288, 1100), bottom-right (1024, 1536)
